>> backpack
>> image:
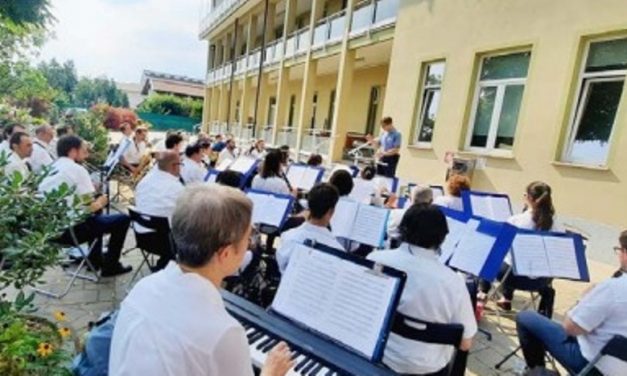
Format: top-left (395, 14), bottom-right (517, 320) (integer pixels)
top-left (72, 311), bottom-right (118, 376)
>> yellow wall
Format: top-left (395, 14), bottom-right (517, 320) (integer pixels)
top-left (345, 64), bottom-right (389, 134)
top-left (384, 0), bottom-right (627, 226)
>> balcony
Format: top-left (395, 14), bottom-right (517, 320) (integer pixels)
top-left (199, 0), bottom-right (249, 38)
top-left (262, 126), bottom-right (274, 145)
top-left (241, 123), bottom-right (254, 141)
top-left (312, 10), bottom-right (347, 49)
top-left (276, 127), bottom-right (297, 148)
top-left (350, 0), bottom-right (399, 37)
top-left (284, 27), bottom-right (310, 59)
top-left (248, 48), bottom-right (262, 71)
top-left (300, 128), bottom-right (332, 155)
top-left (264, 39), bottom-right (284, 66)
top-left (230, 123), bottom-right (242, 139)
top-left (210, 121), bottom-right (221, 134)
top-left (235, 56), bottom-right (247, 75)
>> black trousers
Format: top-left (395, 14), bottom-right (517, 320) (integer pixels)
top-left (378, 154), bottom-right (400, 178)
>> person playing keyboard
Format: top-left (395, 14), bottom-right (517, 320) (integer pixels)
top-left (110, 185), bottom-right (293, 375)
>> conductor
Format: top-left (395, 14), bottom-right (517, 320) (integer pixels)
top-left (366, 116), bottom-right (401, 178)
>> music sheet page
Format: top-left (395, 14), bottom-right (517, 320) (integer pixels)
top-left (449, 219), bottom-right (495, 276)
top-left (261, 195), bottom-right (290, 227)
top-left (490, 197), bottom-right (513, 222)
top-left (330, 199), bottom-right (359, 239)
top-left (215, 158), bottom-right (232, 171)
top-left (469, 195), bottom-right (492, 219)
top-left (300, 168), bottom-right (321, 191)
top-left (229, 157), bottom-right (256, 174)
top-left (351, 205), bottom-right (389, 247)
top-left (511, 234), bottom-right (551, 277)
top-left (439, 216), bottom-right (469, 264)
top-left (544, 236), bottom-right (581, 280)
top-left (349, 178), bottom-right (375, 204)
top-left (286, 166), bottom-right (306, 190)
top-left (431, 186), bottom-right (444, 200)
top-left (247, 192), bottom-right (269, 225)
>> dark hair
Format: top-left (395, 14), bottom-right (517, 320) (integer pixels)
top-left (329, 170), bottom-right (354, 196)
top-left (198, 141), bottom-right (211, 149)
top-left (381, 116), bottom-right (393, 126)
top-left (447, 174), bottom-right (471, 197)
top-left (526, 181), bottom-right (555, 231)
top-left (185, 143), bottom-right (201, 158)
top-left (279, 145), bottom-right (290, 164)
top-left (400, 205), bottom-right (449, 249)
top-left (260, 150), bottom-right (283, 178)
top-left (361, 165), bottom-right (376, 180)
top-left (165, 133), bottom-right (184, 149)
top-left (3, 124), bottom-right (24, 139)
top-left (57, 135), bottom-right (83, 157)
top-left (216, 170), bottom-right (243, 188)
top-left (9, 132), bottom-right (29, 149)
top-left (306, 154), bottom-right (323, 167)
top-left (56, 125), bottom-right (71, 137)
top-left (620, 230), bottom-right (627, 250)
top-left (308, 183), bottom-right (339, 219)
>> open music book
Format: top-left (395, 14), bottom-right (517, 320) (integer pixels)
top-left (246, 189), bottom-right (294, 228)
top-left (511, 231), bottom-right (589, 281)
top-left (228, 156), bottom-right (259, 175)
top-left (437, 207), bottom-right (471, 264)
top-left (271, 243), bottom-right (406, 362)
top-left (286, 164), bottom-right (324, 191)
top-left (349, 178), bottom-right (381, 204)
top-left (430, 185), bottom-right (445, 199)
top-left (331, 198), bottom-right (390, 248)
top-left (462, 190), bottom-right (513, 222)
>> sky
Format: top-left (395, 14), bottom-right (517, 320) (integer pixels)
top-left (36, 0), bottom-right (209, 83)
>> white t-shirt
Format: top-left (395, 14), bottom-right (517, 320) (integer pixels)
top-left (217, 148), bottom-right (237, 166)
top-left (39, 157), bottom-right (95, 200)
top-left (134, 169), bottom-right (185, 233)
top-left (433, 195), bottom-right (464, 212)
top-left (109, 262), bottom-right (254, 376)
top-left (122, 140), bottom-right (147, 165)
top-left (30, 139), bottom-right (55, 173)
top-left (251, 175), bottom-right (290, 195)
top-left (569, 274), bottom-right (627, 376)
top-left (367, 244), bottom-right (478, 374)
top-left (277, 222), bottom-right (345, 274)
top-left (4, 152), bottom-right (30, 178)
top-left (180, 157), bottom-right (207, 185)
top-left (387, 208), bottom-right (407, 240)
top-left (249, 148), bottom-right (266, 159)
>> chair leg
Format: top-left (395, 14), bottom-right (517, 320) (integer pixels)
top-left (495, 345), bottom-right (521, 370)
top-left (125, 258), bottom-right (149, 293)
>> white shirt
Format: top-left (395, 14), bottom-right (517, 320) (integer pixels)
top-left (135, 169), bottom-right (185, 233)
top-left (217, 147), bottom-right (237, 166)
top-left (249, 148), bottom-right (266, 159)
top-left (39, 157), bottom-right (95, 201)
top-left (367, 244), bottom-right (478, 374)
top-left (433, 195), bottom-right (464, 212)
top-left (180, 157), bottom-right (207, 185)
top-left (4, 152), bottom-right (30, 178)
top-left (251, 175), bottom-right (290, 195)
top-left (569, 274), bottom-right (627, 376)
top-left (30, 139), bottom-right (55, 173)
top-left (277, 222), bottom-right (345, 273)
top-left (122, 140), bottom-right (147, 165)
top-left (387, 208), bottom-right (407, 240)
top-left (109, 262), bottom-right (254, 376)
top-left (0, 140), bottom-right (9, 155)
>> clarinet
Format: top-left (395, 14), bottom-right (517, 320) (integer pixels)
top-left (281, 171), bottom-right (293, 192)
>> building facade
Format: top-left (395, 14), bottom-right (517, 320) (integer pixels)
top-left (200, 0), bottom-right (627, 227)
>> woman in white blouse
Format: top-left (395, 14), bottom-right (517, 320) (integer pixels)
top-left (251, 150), bottom-right (293, 195)
top-left (433, 174), bottom-right (470, 212)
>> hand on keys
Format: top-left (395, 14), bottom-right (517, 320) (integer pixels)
top-left (261, 342), bottom-right (294, 376)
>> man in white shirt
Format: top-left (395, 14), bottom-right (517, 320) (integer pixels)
top-left (30, 124), bottom-right (55, 173)
top-left (39, 135), bottom-right (133, 277)
top-left (0, 124), bottom-right (26, 156)
top-left (217, 138), bottom-right (238, 166)
top-left (121, 126), bottom-right (148, 173)
top-left (134, 151), bottom-right (185, 270)
top-left (277, 183), bottom-right (344, 274)
top-left (4, 132), bottom-right (33, 178)
top-left (110, 184), bottom-right (293, 376)
top-left (180, 143), bottom-right (208, 185)
top-left (387, 185), bottom-right (433, 243)
top-left (516, 230), bottom-right (627, 376)
top-left (367, 205), bottom-right (477, 375)
top-left (117, 123), bottom-right (135, 172)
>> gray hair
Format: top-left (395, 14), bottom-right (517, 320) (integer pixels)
top-left (412, 185), bottom-right (434, 205)
top-left (35, 124), bottom-right (53, 136)
top-left (171, 184), bottom-right (252, 267)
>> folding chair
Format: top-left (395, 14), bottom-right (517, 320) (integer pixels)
top-left (127, 207), bottom-right (174, 288)
top-left (391, 313), bottom-right (466, 376)
top-left (577, 335), bottom-right (627, 376)
top-left (33, 227), bottom-right (100, 299)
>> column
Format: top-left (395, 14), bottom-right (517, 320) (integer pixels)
top-left (202, 87), bottom-right (212, 133)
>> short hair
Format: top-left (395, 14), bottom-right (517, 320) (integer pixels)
top-left (35, 125), bottom-right (52, 136)
top-left (306, 154), bottom-right (323, 167)
top-left (308, 183), bottom-right (339, 219)
top-left (165, 133), bottom-right (184, 149)
top-left (171, 185), bottom-right (253, 268)
top-left (412, 185), bottom-right (434, 205)
top-left (56, 125), bottom-right (71, 137)
top-left (185, 143), bottom-right (201, 158)
top-left (10, 132), bottom-right (29, 149)
top-left (447, 174), bottom-right (471, 197)
top-left (620, 230), bottom-right (627, 250)
top-left (3, 124), bottom-right (24, 139)
top-left (57, 135), bottom-right (83, 157)
top-left (400, 205), bottom-right (449, 249)
top-left (381, 116), bottom-right (393, 126)
top-left (216, 170), bottom-right (243, 188)
top-left (157, 151), bottom-right (179, 171)
top-left (260, 150), bottom-right (283, 178)
top-left (361, 165), bottom-right (376, 180)
top-left (198, 141), bottom-right (211, 149)
top-left (329, 170), bottom-right (354, 196)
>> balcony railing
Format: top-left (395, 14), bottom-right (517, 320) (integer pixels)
top-left (241, 123), bottom-right (255, 141)
top-left (300, 128), bottom-right (332, 155)
top-left (235, 56), bottom-right (247, 74)
top-left (312, 10), bottom-right (347, 49)
top-left (199, 0), bottom-right (248, 37)
top-left (284, 27), bottom-right (310, 58)
top-left (350, 0), bottom-right (399, 36)
top-left (248, 48), bottom-right (261, 71)
top-left (262, 126), bottom-right (274, 145)
top-left (230, 123), bottom-right (242, 139)
top-left (276, 127), bottom-right (297, 149)
top-left (264, 39), bottom-right (283, 65)
top-left (210, 121), bottom-right (222, 134)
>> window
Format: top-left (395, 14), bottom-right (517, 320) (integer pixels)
top-left (467, 51), bottom-right (531, 152)
top-left (563, 37), bottom-right (627, 166)
top-left (365, 86), bottom-right (381, 135)
top-left (414, 61), bottom-right (445, 144)
top-left (288, 95), bottom-right (296, 127)
top-left (310, 92), bottom-right (318, 129)
top-left (326, 89), bottom-right (336, 130)
top-left (267, 97), bottom-right (276, 126)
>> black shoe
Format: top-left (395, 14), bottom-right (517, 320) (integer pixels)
top-left (101, 263), bottom-right (133, 277)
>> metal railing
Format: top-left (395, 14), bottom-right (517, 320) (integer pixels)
top-left (300, 128), bottom-right (332, 155)
top-left (241, 123), bottom-right (255, 141)
top-left (312, 10), bottom-right (347, 49)
top-left (247, 48), bottom-right (261, 71)
top-left (235, 56), bottom-right (247, 74)
top-left (284, 27), bottom-right (310, 58)
top-left (199, 0), bottom-right (249, 37)
top-left (276, 126), bottom-right (297, 148)
top-left (350, 0), bottom-right (399, 36)
top-left (264, 39), bottom-right (284, 65)
top-left (262, 126), bottom-right (274, 145)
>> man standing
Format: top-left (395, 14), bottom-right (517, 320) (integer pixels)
top-left (366, 116), bottom-right (402, 178)
top-left (5, 132), bottom-right (33, 178)
top-left (31, 125), bottom-right (56, 173)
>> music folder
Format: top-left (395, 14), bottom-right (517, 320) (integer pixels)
top-left (447, 217), bottom-right (517, 281)
top-left (462, 190), bottom-right (513, 222)
top-left (246, 189), bottom-right (294, 228)
top-left (286, 164), bottom-right (324, 191)
top-left (331, 198), bottom-right (390, 248)
top-left (271, 241), bottom-right (406, 362)
top-left (204, 169), bottom-right (219, 183)
top-left (228, 156), bottom-right (259, 177)
top-left (511, 230), bottom-right (590, 281)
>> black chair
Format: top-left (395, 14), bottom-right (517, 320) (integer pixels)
top-left (127, 207), bottom-right (175, 287)
top-left (391, 313), bottom-right (466, 376)
top-left (577, 335), bottom-right (627, 376)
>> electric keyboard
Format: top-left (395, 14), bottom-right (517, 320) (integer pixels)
top-left (222, 290), bottom-right (398, 376)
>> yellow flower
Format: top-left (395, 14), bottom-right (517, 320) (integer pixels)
top-left (58, 327), bottom-right (71, 338)
top-left (37, 343), bottom-right (54, 357)
top-left (53, 311), bottom-right (66, 322)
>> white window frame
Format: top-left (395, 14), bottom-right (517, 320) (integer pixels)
top-left (562, 36), bottom-right (627, 166)
top-left (465, 51), bottom-right (530, 156)
top-left (414, 61), bottom-right (446, 147)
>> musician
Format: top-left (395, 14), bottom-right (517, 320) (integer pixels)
top-left (211, 134), bottom-right (226, 153)
top-left (216, 170), bottom-right (244, 188)
top-left (366, 116), bottom-right (401, 178)
top-left (306, 154), bottom-right (323, 167)
top-left (516, 230), bottom-right (627, 375)
top-left (50, 125), bottom-right (73, 158)
top-left (30, 125), bottom-right (56, 173)
top-left (0, 124), bottom-right (26, 155)
top-left (277, 183), bottom-right (344, 274)
top-left (110, 185), bottom-right (294, 376)
top-left (180, 143), bottom-right (208, 185)
top-left (165, 133), bottom-right (184, 154)
top-left (121, 126), bottom-right (149, 173)
top-left (433, 174), bottom-right (470, 212)
top-left (387, 185), bottom-right (433, 242)
top-left (367, 205), bottom-right (477, 375)
top-left (252, 150), bottom-right (293, 195)
top-left (5, 132), bottom-right (33, 178)
top-left (217, 138), bottom-right (238, 166)
top-left (248, 139), bottom-right (266, 159)
top-left (39, 135), bottom-right (132, 277)
top-left (329, 169), bottom-right (354, 197)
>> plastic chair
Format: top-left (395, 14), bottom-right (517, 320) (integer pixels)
top-left (577, 335), bottom-right (627, 376)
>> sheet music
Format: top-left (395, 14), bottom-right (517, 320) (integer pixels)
top-left (490, 197), bottom-right (513, 222)
top-left (229, 156), bottom-right (256, 174)
top-left (286, 165), bottom-right (321, 191)
top-left (351, 205), bottom-right (389, 247)
top-left (430, 186), bottom-right (445, 199)
top-left (544, 236), bottom-right (580, 280)
top-left (439, 216), bottom-right (469, 263)
top-left (273, 244), bottom-right (399, 359)
top-left (286, 165), bottom-right (306, 189)
top-left (470, 194), bottom-right (511, 222)
top-left (247, 191), bottom-right (290, 227)
top-left (301, 168), bottom-right (321, 190)
top-left (448, 219), bottom-right (495, 276)
top-left (215, 158), bottom-right (232, 171)
top-left (350, 178), bottom-right (376, 204)
top-left (511, 234), bottom-right (551, 277)
top-left (330, 199), bottom-right (359, 239)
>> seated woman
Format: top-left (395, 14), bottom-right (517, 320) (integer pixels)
top-left (306, 153), bottom-right (323, 167)
top-left (367, 205), bottom-right (477, 375)
top-left (479, 181), bottom-right (559, 311)
top-left (349, 165), bottom-right (385, 206)
top-left (329, 169), bottom-right (354, 198)
top-left (433, 174), bottom-right (470, 212)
